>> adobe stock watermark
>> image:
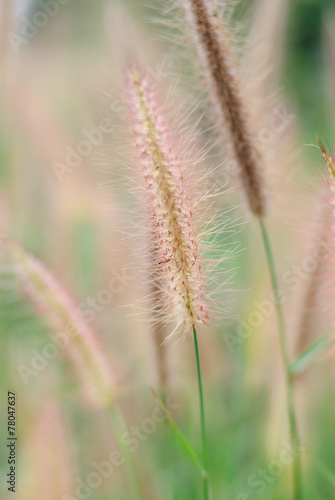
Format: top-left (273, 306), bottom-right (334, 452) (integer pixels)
top-left (216, 101), bottom-right (295, 188)
top-left (52, 55), bottom-right (173, 184)
top-left (224, 289), bottom-right (284, 354)
top-left (281, 236), bottom-right (333, 291)
top-left (61, 399), bottom-right (179, 500)
top-left (236, 440), bottom-right (305, 499)
top-left (224, 236), bottom-right (334, 353)
top-left (8, 0), bottom-right (72, 54)
top-left (17, 268), bottom-right (134, 384)
top-left (52, 117), bottom-right (115, 183)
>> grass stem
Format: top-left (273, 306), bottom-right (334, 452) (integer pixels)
top-left (259, 219), bottom-right (303, 500)
top-left (193, 326), bottom-right (210, 500)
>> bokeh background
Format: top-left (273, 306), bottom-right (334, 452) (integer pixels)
top-left (1, 0), bottom-right (335, 498)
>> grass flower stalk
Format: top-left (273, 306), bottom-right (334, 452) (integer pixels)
top-left (177, 1), bottom-right (301, 496)
top-left (7, 239), bottom-right (145, 499)
top-left (128, 67), bottom-right (210, 498)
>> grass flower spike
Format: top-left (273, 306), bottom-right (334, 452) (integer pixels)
top-left (8, 241), bottom-right (116, 408)
top-left (128, 68), bottom-right (210, 339)
top-left (128, 68), bottom-right (211, 498)
top-left (318, 141), bottom-right (335, 313)
top-left (318, 141), bottom-right (335, 271)
top-left (295, 142), bottom-right (335, 353)
top-left (179, 0), bottom-right (267, 216)
top-left (320, 140), bottom-right (335, 186)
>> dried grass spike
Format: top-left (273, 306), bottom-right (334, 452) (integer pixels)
top-left (179, 0), bottom-right (267, 216)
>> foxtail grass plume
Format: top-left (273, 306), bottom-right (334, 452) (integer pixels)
top-left (294, 140), bottom-right (335, 352)
top-left (8, 240), bottom-right (116, 407)
top-left (178, 0), bottom-right (267, 216)
top-left (128, 68), bottom-right (210, 339)
top-left (320, 140), bottom-right (335, 184)
top-left (319, 141), bottom-right (335, 250)
top-left (297, 141), bottom-right (335, 350)
top-left (295, 199), bottom-right (330, 354)
top-left (318, 141), bottom-right (335, 310)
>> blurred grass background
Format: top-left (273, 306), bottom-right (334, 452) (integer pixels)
top-left (1, 0), bottom-right (335, 499)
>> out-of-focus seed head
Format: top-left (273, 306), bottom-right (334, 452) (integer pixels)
top-left (8, 240), bottom-right (117, 408)
top-left (179, 0), bottom-right (267, 217)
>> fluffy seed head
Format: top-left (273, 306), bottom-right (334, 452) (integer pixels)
top-left (308, 141), bottom-right (335, 331)
top-left (179, 0), bottom-right (267, 216)
top-left (8, 241), bottom-right (117, 407)
top-left (128, 68), bottom-right (210, 338)
top-left (319, 140), bottom-right (335, 184)
top-left (295, 205), bottom-right (330, 353)
top-left (319, 140), bottom-right (335, 266)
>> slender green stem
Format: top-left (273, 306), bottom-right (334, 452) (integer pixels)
top-left (108, 404), bottom-right (145, 500)
top-left (193, 326), bottom-right (210, 500)
top-left (151, 387), bottom-right (204, 472)
top-left (259, 219), bottom-right (303, 500)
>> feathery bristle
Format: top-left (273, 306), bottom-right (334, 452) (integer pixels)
top-left (128, 68), bottom-right (210, 339)
top-left (178, 0), bottom-right (267, 216)
top-left (8, 241), bottom-right (116, 407)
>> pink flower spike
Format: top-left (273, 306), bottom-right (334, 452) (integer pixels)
top-left (128, 68), bottom-right (210, 340)
top-left (8, 240), bottom-right (117, 408)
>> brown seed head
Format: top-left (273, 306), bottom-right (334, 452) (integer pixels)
top-left (180, 0), bottom-right (267, 216)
